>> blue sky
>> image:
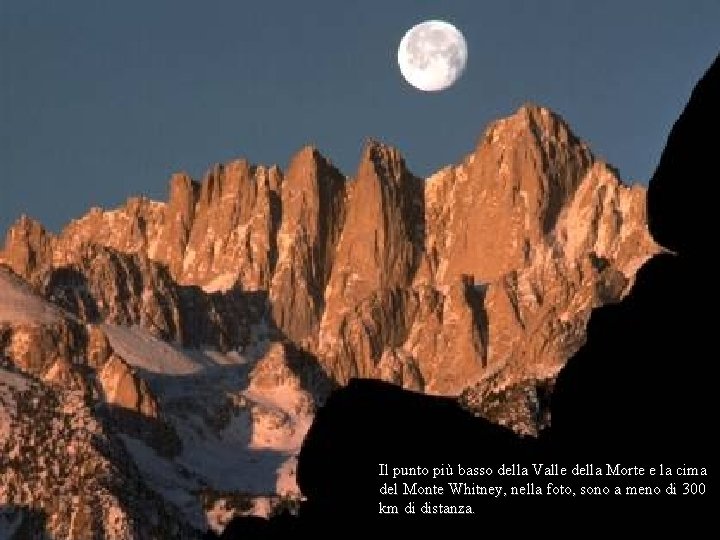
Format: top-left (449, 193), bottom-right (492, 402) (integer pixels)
top-left (1, 0), bottom-right (718, 233)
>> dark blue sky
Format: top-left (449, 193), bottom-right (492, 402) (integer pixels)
top-left (1, 1), bottom-right (718, 233)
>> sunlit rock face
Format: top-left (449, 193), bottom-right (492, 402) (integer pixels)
top-left (0, 104), bottom-right (657, 532)
top-left (1, 104), bottom-right (656, 399)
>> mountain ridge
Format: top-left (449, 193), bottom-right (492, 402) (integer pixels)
top-left (1, 102), bottom-right (657, 392)
top-left (1, 103), bottom-right (658, 535)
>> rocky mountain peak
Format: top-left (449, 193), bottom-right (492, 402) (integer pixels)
top-left (168, 172), bottom-right (199, 211)
top-left (283, 145), bottom-right (344, 195)
top-left (198, 159), bottom-right (250, 204)
top-left (290, 145), bottom-right (325, 167)
top-left (1, 215), bottom-right (55, 284)
top-left (315, 139), bottom-right (424, 373)
top-left (153, 173), bottom-right (199, 277)
top-left (482, 103), bottom-right (588, 151)
top-left (270, 145), bottom-right (346, 347)
top-left (359, 138), bottom-right (409, 185)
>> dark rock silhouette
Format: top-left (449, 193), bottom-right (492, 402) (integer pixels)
top-left (217, 55), bottom-right (718, 536)
top-left (548, 54), bottom-right (718, 467)
top-left (646, 53), bottom-right (720, 258)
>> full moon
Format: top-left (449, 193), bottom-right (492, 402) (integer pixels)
top-left (397, 20), bottom-right (468, 92)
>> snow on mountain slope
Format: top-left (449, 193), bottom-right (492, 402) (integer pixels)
top-left (102, 324), bottom-right (207, 376)
top-left (0, 363), bottom-right (194, 538)
top-left (0, 268), bottom-right (63, 324)
top-left (0, 269), bottom-right (310, 533)
top-left (101, 324), bottom-right (313, 532)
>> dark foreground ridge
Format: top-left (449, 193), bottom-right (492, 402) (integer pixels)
top-left (212, 54), bottom-right (719, 537)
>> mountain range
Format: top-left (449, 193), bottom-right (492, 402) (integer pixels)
top-left (0, 104), bottom-right (657, 537)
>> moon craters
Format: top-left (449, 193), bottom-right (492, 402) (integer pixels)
top-left (398, 20), bottom-right (467, 92)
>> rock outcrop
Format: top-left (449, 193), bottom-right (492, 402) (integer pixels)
top-left (0, 364), bottom-right (193, 539)
top-left (316, 140), bottom-right (425, 382)
top-left (98, 354), bottom-right (159, 418)
top-left (269, 147), bottom-right (346, 348)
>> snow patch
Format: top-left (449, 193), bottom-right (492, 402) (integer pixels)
top-left (102, 324), bottom-right (311, 529)
top-left (102, 325), bottom-right (203, 376)
top-left (0, 270), bottom-right (63, 324)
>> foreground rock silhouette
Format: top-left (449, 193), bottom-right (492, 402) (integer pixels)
top-left (214, 55), bottom-right (718, 537)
